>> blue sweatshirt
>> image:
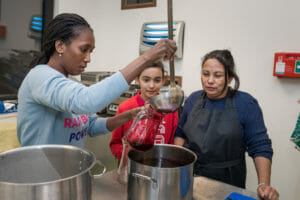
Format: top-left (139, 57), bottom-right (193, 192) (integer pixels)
top-left (175, 90), bottom-right (273, 161)
top-left (17, 65), bottom-right (129, 147)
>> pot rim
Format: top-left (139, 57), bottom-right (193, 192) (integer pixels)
top-left (0, 144), bottom-right (97, 186)
top-left (128, 144), bottom-right (197, 169)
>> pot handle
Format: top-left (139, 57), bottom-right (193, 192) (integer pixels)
top-left (92, 160), bottom-right (107, 178)
top-left (131, 173), bottom-right (157, 185)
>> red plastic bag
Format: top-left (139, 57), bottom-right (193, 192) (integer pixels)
top-left (125, 105), bottom-right (164, 151)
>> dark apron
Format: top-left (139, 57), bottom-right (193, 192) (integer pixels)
top-left (183, 90), bottom-right (246, 188)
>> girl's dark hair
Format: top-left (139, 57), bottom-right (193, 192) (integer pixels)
top-left (138, 61), bottom-right (165, 78)
top-left (201, 49), bottom-right (240, 96)
top-left (31, 13), bottom-right (92, 67)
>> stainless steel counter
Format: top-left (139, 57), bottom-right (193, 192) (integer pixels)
top-left (92, 170), bottom-right (260, 200)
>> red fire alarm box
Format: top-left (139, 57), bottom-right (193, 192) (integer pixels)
top-left (273, 52), bottom-right (300, 77)
top-left (0, 24), bottom-right (6, 38)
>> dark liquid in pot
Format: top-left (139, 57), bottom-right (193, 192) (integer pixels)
top-left (141, 158), bottom-right (185, 168)
top-left (130, 143), bottom-right (154, 151)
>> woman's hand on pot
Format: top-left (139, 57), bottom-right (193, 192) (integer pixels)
top-left (257, 184), bottom-right (279, 200)
top-left (144, 39), bottom-right (177, 62)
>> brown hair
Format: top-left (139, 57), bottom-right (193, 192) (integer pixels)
top-left (137, 61), bottom-right (165, 78)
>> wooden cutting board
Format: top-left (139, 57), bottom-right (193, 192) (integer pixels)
top-left (0, 113), bottom-right (20, 153)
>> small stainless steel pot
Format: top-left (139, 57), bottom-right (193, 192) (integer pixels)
top-left (127, 144), bottom-right (197, 200)
top-left (0, 145), bottom-right (106, 200)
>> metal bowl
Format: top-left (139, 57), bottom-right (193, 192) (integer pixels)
top-left (149, 85), bottom-right (184, 113)
top-left (0, 145), bottom-right (106, 200)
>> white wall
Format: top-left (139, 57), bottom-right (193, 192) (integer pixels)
top-left (0, 0), bottom-right (41, 51)
top-left (55, 0), bottom-right (300, 199)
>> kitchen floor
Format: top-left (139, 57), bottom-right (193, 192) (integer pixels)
top-left (85, 132), bottom-right (119, 172)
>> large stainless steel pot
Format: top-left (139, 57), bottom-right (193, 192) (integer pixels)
top-left (127, 144), bottom-right (197, 200)
top-left (0, 145), bottom-right (106, 200)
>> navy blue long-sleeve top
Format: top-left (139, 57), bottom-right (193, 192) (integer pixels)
top-left (175, 90), bottom-right (273, 161)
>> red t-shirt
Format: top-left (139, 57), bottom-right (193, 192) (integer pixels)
top-left (109, 91), bottom-right (178, 160)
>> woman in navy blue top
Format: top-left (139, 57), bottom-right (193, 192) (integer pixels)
top-left (174, 49), bottom-right (279, 200)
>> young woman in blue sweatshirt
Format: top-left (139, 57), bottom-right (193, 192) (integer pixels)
top-left (17, 13), bottom-right (177, 147)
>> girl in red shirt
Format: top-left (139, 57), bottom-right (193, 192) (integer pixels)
top-left (109, 61), bottom-right (178, 160)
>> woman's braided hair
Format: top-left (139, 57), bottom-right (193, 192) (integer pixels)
top-left (31, 13), bottom-right (92, 67)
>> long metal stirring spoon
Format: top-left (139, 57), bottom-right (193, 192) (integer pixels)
top-left (149, 0), bottom-right (184, 113)
top-left (168, 0), bottom-right (176, 87)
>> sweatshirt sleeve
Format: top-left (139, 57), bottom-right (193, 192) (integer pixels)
top-left (242, 96), bottom-right (273, 161)
top-left (109, 106), bottom-right (127, 160)
top-left (30, 66), bottom-right (129, 114)
top-left (169, 111), bottom-right (178, 144)
top-left (87, 114), bottom-right (109, 137)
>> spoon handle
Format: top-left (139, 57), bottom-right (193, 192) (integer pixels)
top-left (168, 0), bottom-right (176, 87)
